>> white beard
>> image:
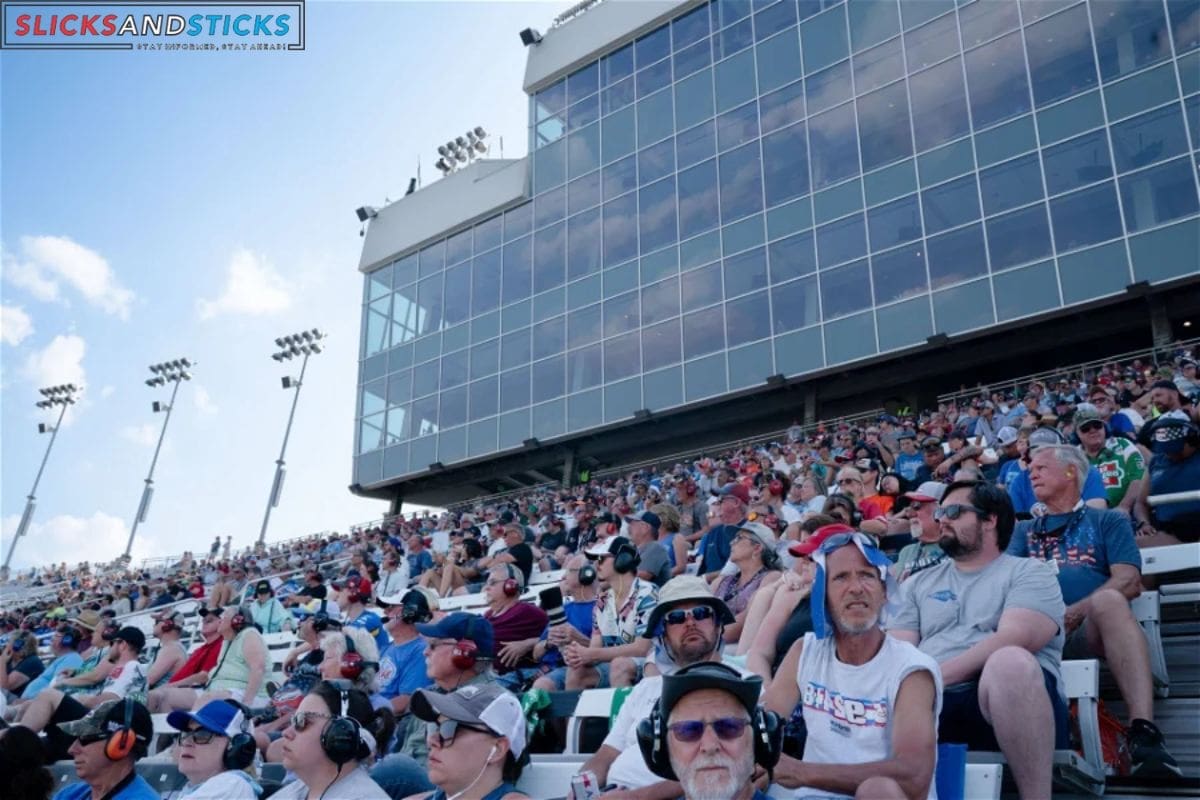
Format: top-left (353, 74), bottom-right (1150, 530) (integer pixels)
top-left (673, 752), bottom-right (754, 800)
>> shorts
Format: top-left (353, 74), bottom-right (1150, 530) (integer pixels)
top-left (540, 666), bottom-right (569, 690)
top-left (495, 667), bottom-right (546, 692)
top-left (1062, 624), bottom-right (1095, 660)
top-left (939, 667), bottom-right (1070, 751)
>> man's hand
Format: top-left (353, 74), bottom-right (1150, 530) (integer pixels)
top-left (596, 790), bottom-right (641, 800)
top-left (772, 753), bottom-right (806, 789)
top-left (1064, 603), bottom-right (1087, 634)
top-left (497, 639), bottom-right (535, 668)
top-left (563, 642), bottom-right (595, 668)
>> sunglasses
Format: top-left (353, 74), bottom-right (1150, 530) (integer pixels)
top-left (179, 728), bottom-right (220, 745)
top-left (837, 478), bottom-right (862, 485)
top-left (668, 717), bottom-right (750, 743)
top-left (663, 606), bottom-right (715, 626)
top-left (426, 719), bottom-right (495, 749)
top-left (290, 711), bottom-right (333, 732)
top-left (933, 504), bottom-right (987, 521)
top-left (76, 732), bottom-right (112, 747)
top-left (1078, 421), bottom-right (1104, 433)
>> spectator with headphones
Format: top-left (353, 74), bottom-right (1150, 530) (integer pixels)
top-left (481, 565), bottom-right (548, 692)
top-left (403, 682), bottom-right (531, 800)
top-left (0, 628), bottom-right (44, 697)
top-left (250, 580), bottom-right (293, 634)
top-left (146, 610), bottom-right (188, 689)
top-left (375, 589), bottom-right (435, 717)
top-left (197, 605), bottom-right (268, 709)
top-left (14, 623), bottom-right (84, 702)
top-left (710, 522), bottom-right (782, 644)
top-left (53, 612), bottom-right (116, 698)
top-left (51, 698), bottom-right (158, 800)
top-left (564, 536), bottom-right (657, 690)
top-left (166, 699), bottom-right (261, 799)
top-left (697, 484), bottom-right (751, 579)
top-left (531, 554), bottom-right (598, 692)
top-left (317, 629), bottom-right (381, 696)
top-left (148, 607), bottom-right (224, 712)
top-left (335, 576), bottom-right (389, 652)
top-left (274, 680), bottom-right (392, 800)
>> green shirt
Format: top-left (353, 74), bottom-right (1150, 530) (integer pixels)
top-left (1087, 437), bottom-right (1145, 508)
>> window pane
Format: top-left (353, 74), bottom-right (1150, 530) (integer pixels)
top-left (638, 88), bottom-right (675, 147)
top-left (762, 122), bottom-right (810, 207)
top-left (820, 259), bottom-right (872, 318)
top-left (771, 276), bottom-right (821, 331)
top-left (417, 274), bottom-right (443, 335)
top-left (532, 316), bottom-right (566, 360)
top-left (715, 49), bottom-right (758, 113)
top-left (927, 223), bottom-right (988, 289)
top-left (532, 356), bottom-right (565, 404)
top-left (678, 159), bottom-right (721, 239)
top-left (639, 177), bottom-right (679, 253)
top-left (534, 185), bottom-right (566, 231)
top-left (1109, 103), bottom-right (1190, 174)
top-left (769, 228), bottom-right (817, 283)
top-left (848, 0), bottom-right (899, 52)
top-left (567, 62), bottom-right (599, 106)
top-left (757, 27), bottom-right (803, 92)
top-left (569, 171), bottom-right (601, 215)
top-left (756, 0), bottom-right (798, 41)
top-left (805, 59), bottom-right (852, 115)
top-left (1092, 0), bottom-right (1169, 81)
top-left (909, 58), bottom-right (970, 152)
top-left (568, 303), bottom-right (601, 349)
top-left (602, 106), bottom-right (636, 164)
top-left (964, 32), bottom-right (1031, 129)
top-left (809, 102), bottom-right (860, 189)
top-left (533, 223), bottom-right (566, 295)
top-left (567, 208), bottom-right (602, 280)
top-left (979, 154), bottom-right (1044, 216)
top-left (717, 17), bottom-right (754, 61)
top-left (905, 12), bottom-right (957, 72)
top-left (501, 328), bottom-right (530, 370)
top-left (1025, 4), bottom-right (1098, 108)
top-left (642, 276), bottom-right (680, 326)
top-left (921, 174), bottom-right (980, 235)
top-left (958, 0), bottom-right (1018, 48)
top-left (470, 340), bottom-right (498, 381)
top-left (567, 345), bottom-right (602, 391)
top-left (504, 204), bottom-right (533, 242)
top-left (603, 193), bottom-right (639, 267)
top-left (443, 263), bottom-right (471, 325)
top-left (643, 318), bottom-right (682, 371)
top-left (604, 291), bottom-right (639, 338)
top-left (854, 37), bottom-right (904, 95)
top-left (986, 204), bottom-right (1052, 269)
top-left (675, 68), bottom-right (715, 131)
top-left (871, 245), bottom-right (928, 304)
top-left (725, 290), bottom-right (771, 346)
top-left (1049, 181), bottom-right (1123, 251)
top-left (534, 138), bottom-right (567, 193)
top-left (502, 235), bottom-right (532, 305)
top-left (1169, 0), bottom-right (1200, 53)
top-left (602, 76), bottom-right (635, 116)
top-left (719, 142), bottom-right (764, 222)
top-left (639, 139), bottom-right (676, 186)
top-left (724, 246), bottom-right (768, 298)
top-left (760, 80), bottom-right (806, 133)
top-left (677, 120), bottom-right (716, 169)
top-left (817, 212), bottom-right (867, 268)
top-left (440, 386), bottom-right (467, 428)
top-left (801, 4), bottom-right (849, 73)
top-left (500, 367), bottom-right (530, 413)
top-left (1041, 130), bottom-right (1112, 195)
top-left (683, 305), bottom-right (725, 358)
top-left (676, 38), bottom-right (713, 82)
top-left (1119, 157), bottom-right (1200, 233)
top-left (637, 24), bottom-right (670, 67)
top-left (868, 194), bottom-right (922, 251)
top-left (470, 249), bottom-right (501, 316)
top-left (682, 262), bottom-right (723, 311)
top-left (717, 101), bottom-right (760, 152)
top-left (674, 4), bottom-right (710, 50)
top-left (567, 123), bottom-right (601, 177)
top-left (899, 0), bottom-right (953, 30)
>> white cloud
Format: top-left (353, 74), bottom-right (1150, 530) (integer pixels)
top-left (1, 511), bottom-right (148, 571)
top-left (193, 384), bottom-right (218, 414)
top-left (100, 385), bottom-right (115, 399)
top-left (22, 334), bottom-right (87, 424)
top-left (0, 304), bottom-right (33, 346)
top-left (3, 236), bottom-right (135, 319)
top-left (120, 423), bottom-right (158, 447)
top-left (196, 249), bottom-right (292, 320)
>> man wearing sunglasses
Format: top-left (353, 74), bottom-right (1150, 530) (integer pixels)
top-left (147, 607), bottom-right (224, 711)
top-left (889, 482), bottom-right (948, 583)
top-left (167, 699), bottom-right (260, 798)
top-left (1074, 404), bottom-right (1145, 514)
top-left (51, 698), bottom-right (158, 800)
top-left (890, 480), bottom-right (1067, 800)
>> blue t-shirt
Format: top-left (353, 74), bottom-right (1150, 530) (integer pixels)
top-left (895, 452), bottom-right (924, 482)
top-left (54, 773), bottom-right (160, 800)
top-left (698, 524), bottom-right (739, 575)
top-left (538, 599), bottom-right (596, 669)
top-left (407, 550), bottom-right (434, 578)
top-left (21, 651), bottom-right (82, 700)
top-left (1148, 453), bottom-right (1200, 533)
top-left (1007, 465), bottom-right (1107, 514)
top-left (347, 609), bottom-right (390, 652)
top-left (1008, 506), bottom-right (1141, 606)
top-left (997, 458), bottom-right (1023, 488)
top-left (377, 637), bottom-right (430, 701)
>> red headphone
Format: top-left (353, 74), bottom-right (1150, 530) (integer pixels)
top-left (451, 617), bottom-right (483, 671)
top-left (157, 615), bottom-right (179, 634)
top-left (340, 635), bottom-right (364, 680)
top-left (768, 479), bottom-right (783, 495)
top-left (501, 564), bottom-right (521, 598)
top-left (229, 608), bottom-right (250, 633)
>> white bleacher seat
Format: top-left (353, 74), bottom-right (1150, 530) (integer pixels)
top-left (565, 688), bottom-right (616, 754)
top-left (1131, 591), bottom-right (1170, 697)
top-left (530, 569), bottom-right (564, 586)
top-left (1140, 542), bottom-right (1200, 576)
top-left (516, 754), bottom-right (587, 799)
top-left (770, 764), bottom-right (1001, 800)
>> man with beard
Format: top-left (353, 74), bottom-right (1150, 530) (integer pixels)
top-left (761, 531), bottom-right (941, 799)
top-left (571, 577), bottom-right (736, 798)
top-left (890, 480), bottom-right (1067, 800)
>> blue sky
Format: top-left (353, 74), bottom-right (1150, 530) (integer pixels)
top-left (1, 0), bottom-right (572, 569)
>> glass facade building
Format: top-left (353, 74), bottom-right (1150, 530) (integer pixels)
top-left (355, 0), bottom-right (1200, 488)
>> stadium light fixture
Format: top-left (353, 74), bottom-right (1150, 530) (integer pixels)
top-left (4, 383), bottom-right (83, 571)
top-left (519, 27), bottom-right (542, 45)
top-left (433, 126), bottom-right (491, 177)
top-left (260, 327), bottom-right (328, 544)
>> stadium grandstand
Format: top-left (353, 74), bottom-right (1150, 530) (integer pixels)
top-left (5, 1), bottom-right (1200, 799)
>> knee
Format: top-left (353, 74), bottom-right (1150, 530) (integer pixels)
top-left (855, 776), bottom-right (905, 800)
top-left (610, 657), bottom-right (637, 687)
top-left (980, 645), bottom-right (1040, 690)
top-left (1088, 589), bottom-right (1133, 624)
top-left (531, 677), bottom-right (554, 692)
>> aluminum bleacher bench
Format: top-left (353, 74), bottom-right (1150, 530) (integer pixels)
top-left (565, 688), bottom-right (616, 754)
top-left (1131, 591), bottom-right (1170, 698)
top-left (1141, 542), bottom-right (1200, 577)
top-left (516, 754), bottom-right (587, 799)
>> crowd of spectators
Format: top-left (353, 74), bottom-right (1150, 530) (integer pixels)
top-left (0, 344), bottom-right (1196, 799)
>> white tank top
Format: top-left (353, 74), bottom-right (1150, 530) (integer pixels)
top-left (788, 632), bottom-right (943, 800)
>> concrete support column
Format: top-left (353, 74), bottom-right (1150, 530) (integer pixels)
top-left (1148, 294), bottom-right (1173, 354)
top-left (388, 493), bottom-right (404, 518)
top-left (562, 450), bottom-right (576, 488)
top-left (803, 386), bottom-right (818, 426)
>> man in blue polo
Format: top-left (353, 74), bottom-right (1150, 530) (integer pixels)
top-left (697, 483), bottom-right (749, 578)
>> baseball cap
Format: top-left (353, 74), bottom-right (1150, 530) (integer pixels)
top-left (1148, 417), bottom-right (1195, 455)
top-left (113, 626), bottom-right (146, 651)
top-left (921, 436), bottom-right (943, 450)
top-left (58, 698), bottom-right (153, 749)
top-left (585, 535), bottom-right (634, 558)
top-left (1028, 427), bottom-right (1066, 448)
top-left (70, 609), bottom-right (101, 631)
top-left (995, 426), bottom-right (1019, 447)
top-left (789, 523), bottom-right (857, 557)
top-left (254, 580), bottom-right (273, 595)
top-left (411, 682), bottom-right (526, 759)
top-left (624, 510), bottom-right (661, 533)
top-left (595, 511), bottom-right (622, 527)
top-left (167, 700), bottom-right (246, 738)
top-left (904, 481), bottom-right (947, 503)
top-left (414, 612), bottom-right (494, 658)
top-left (1073, 403), bottom-right (1104, 428)
top-left (659, 662), bottom-right (761, 724)
top-left (642, 576), bottom-right (735, 637)
top-left (718, 482), bottom-right (751, 505)
top-left (736, 521), bottom-right (777, 551)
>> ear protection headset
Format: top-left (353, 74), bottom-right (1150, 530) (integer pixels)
top-left (827, 494), bottom-right (863, 527)
top-left (58, 626), bottom-right (81, 649)
top-left (399, 591), bottom-right (433, 625)
top-left (500, 564), bottom-right (522, 598)
top-left (101, 623), bottom-right (119, 642)
top-left (157, 614), bottom-right (179, 634)
top-left (104, 697), bottom-right (141, 761)
top-left (636, 693), bottom-right (781, 781)
top-left (451, 616), bottom-right (485, 671)
top-left (229, 608), bottom-right (250, 633)
top-left (577, 564), bottom-right (597, 586)
top-left (220, 701), bottom-right (257, 771)
top-left (319, 683), bottom-right (366, 767)
top-left (344, 577), bottom-right (371, 605)
top-left (340, 635), bottom-right (365, 680)
top-left (611, 541), bottom-right (640, 575)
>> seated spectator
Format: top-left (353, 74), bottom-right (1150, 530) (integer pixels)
top-left (196, 606), bottom-right (269, 710)
top-left (1137, 415), bottom-right (1200, 545)
top-left (166, 700), bottom-right (260, 799)
top-left (1087, 384), bottom-right (1136, 438)
top-left (888, 482), bottom-right (948, 582)
top-left (698, 484), bottom-right (750, 578)
top-left (146, 610), bottom-right (188, 689)
top-left (993, 427), bottom-right (1024, 489)
top-left (17, 623), bottom-right (84, 702)
top-left (51, 614), bottom-right (115, 699)
top-left (336, 576), bottom-right (389, 652)
top-left (407, 535), bottom-right (435, 581)
top-left (148, 607), bottom-right (224, 711)
top-left (318, 629), bottom-right (381, 695)
top-left (370, 588), bottom-right (432, 719)
top-left (273, 680), bottom-right (393, 800)
top-left (564, 537), bottom-right (657, 689)
top-left (481, 566), bottom-right (549, 691)
top-left (487, 525), bottom-right (535, 586)
top-left (711, 522), bottom-right (782, 643)
top-left (1008, 428), bottom-right (1108, 515)
top-left (285, 571), bottom-right (330, 609)
top-left (1008, 445), bottom-right (1179, 776)
top-left (376, 552), bottom-right (410, 601)
top-left (435, 536), bottom-right (485, 597)
top-left (51, 699), bottom-right (158, 800)
top-left (649, 503), bottom-right (691, 578)
top-left (574, 576), bottom-right (736, 795)
top-left (249, 580), bottom-right (293, 634)
top-left (1, 631), bottom-right (44, 697)
top-left (531, 555), bottom-right (598, 692)
top-left (890, 480), bottom-right (1067, 800)
top-left (761, 531), bottom-right (941, 799)
top-left (634, 662), bottom-right (778, 800)
top-left (0, 723), bottom-right (53, 800)
top-left (673, 477), bottom-right (710, 545)
top-left (1074, 404), bottom-right (1145, 513)
top-left (405, 683), bottom-right (532, 800)
top-left (627, 511), bottom-right (672, 587)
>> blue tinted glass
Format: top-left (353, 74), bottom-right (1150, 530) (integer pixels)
top-left (854, 37), bottom-right (904, 94)
top-left (755, 0), bottom-right (798, 40)
top-left (470, 340), bottom-right (498, 380)
top-left (638, 89), bottom-right (675, 147)
top-left (675, 68), bottom-right (715, 131)
top-left (420, 240), bottom-right (445, 275)
top-left (567, 63), bottom-right (599, 106)
top-left (471, 249), bottom-right (501, 315)
top-left (533, 223), bottom-right (566, 294)
top-left (801, 4), bottom-right (849, 73)
top-left (909, 58), bottom-right (970, 152)
top-left (716, 0), bottom-right (752, 28)
top-left (444, 263), bottom-right (471, 325)
top-left (674, 3), bottom-right (711, 49)
top-left (568, 345), bottom-right (603, 391)
top-left (638, 59), bottom-right (674, 98)
top-left (534, 138), bottom-right (567, 192)
top-left (675, 37), bottom-right (713, 80)
top-left (678, 159), bottom-right (722, 239)
top-left (957, 0), bottom-right (1018, 49)
top-left (717, 17), bottom-right (755, 60)
top-left (921, 174), bottom-right (980, 234)
top-left (1119, 157), bottom-right (1200, 233)
top-left (904, 12), bottom-right (956, 72)
top-left (769, 228), bottom-right (817, 283)
top-left (534, 185), bottom-right (566, 230)
top-left (677, 120), bottom-right (717, 169)
top-left (762, 122), bottom-right (810, 206)
top-left (964, 32), bottom-right (1031, 129)
top-left (899, 0), bottom-right (952, 30)
top-left (771, 276), bottom-right (821, 331)
top-left (532, 317), bottom-right (566, 360)
top-left (499, 367), bottom-right (530, 413)
top-left (1169, 0), bottom-right (1200, 53)
top-left (531, 356), bottom-right (565, 404)
top-left (603, 44), bottom-right (634, 85)
top-left (446, 230), bottom-right (472, 267)
top-left (640, 178), bottom-right (679, 253)
top-left (716, 49), bottom-right (758, 112)
top-left (926, 223), bottom-right (988, 289)
top-left (469, 376), bottom-right (498, 418)
top-left (868, 194), bottom-right (922, 251)
top-left (1041, 130), bottom-right (1112, 196)
top-left (568, 95), bottom-right (600, 132)
top-left (871, 245), bottom-right (927, 304)
top-left (986, 204), bottom-right (1052, 269)
top-left (639, 139), bottom-right (676, 186)
top-left (723, 246), bottom-right (768, 297)
top-left (604, 292), bottom-right (639, 338)
top-left (602, 106), bottom-right (637, 164)
top-left (1109, 103), bottom-right (1189, 173)
top-left (805, 59), bottom-right (852, 114)
top-left (682, 261), bottom-right (724, 311)
top-left (537, 79), bottom-right (567, 115)
top-left (440, 386), bottom-right (467, 428)
top-left (847, 0), bottom-right (899, 52)
top-left (757, 27), bottom-right (803, 92)
top-left (602, 76), bottom-right (636, 115)
top-left (817, 212), bottom-right (867, 268)
top-left (683, 305), bottom-right (726, 358)
top-left (568, 303), bottom-right (601, 349)
top-left (603, 155), bottom-right (638, 199)
top-left (820, 259), bottom-right (872, 317)
top-left (502, 236), bottom-right (532, 305)
top-left (417, 275), bottom-right (443, 335)
top-left (718, 101), bottom-right (761, 151)
top-left (857, 81), bottom-right (912, 171)
top-left (501, 329), bottom-right (530, 370)
top-left (809, 103), bottom-right (860, 189)
top-left (1025, 4), bottom-right (1098, 108)
top-left (603, 193), bottom-right (639, 266)
top-left (725, 290), bottom-right (771, 346)
top-left (567, 123), bottom-right (601, 178)
top-left (1092, 0), bottom-right (1170, 81)
top-left (441, 350), bottom-right (468, 391)
top-left (718, 142), bottom-right (765, 222)
top-left (1049, 181), bottom-right (1122, 251)
top-left (641, 276), bottom-right (680, 326)
top-left (760, 80), bottom-right (806, 133)
top-left (643, 319), bottom-right (682, 371)
top-left (979, 154), bottom-right (1044, 216)
top-left (637, 25), bottom-right (671, 67)
top-left (567, 209), bottom-right (601, 280)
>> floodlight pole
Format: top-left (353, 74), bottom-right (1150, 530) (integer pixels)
top-left (259, 349), bottom-right (310, 545)
top-left (125, 375), bottom-right (182, 558)
top-left (3, 400), bottom-right (69, 572)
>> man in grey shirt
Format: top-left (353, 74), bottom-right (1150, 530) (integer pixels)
top-left (626, 511), bottom-right (671, 587)
top-left (890, 479), bottom-right (1067, 800)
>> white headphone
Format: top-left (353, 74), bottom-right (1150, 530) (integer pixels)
top-left (447, 744), bottom-right (499, 800)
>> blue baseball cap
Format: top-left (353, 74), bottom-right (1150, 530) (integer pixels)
top-left (415, 612), bottom-right (495, 658)
top-left (167, 699), bottom-right (246, 737)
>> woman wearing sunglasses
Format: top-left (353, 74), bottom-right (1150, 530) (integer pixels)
top-left (166, 699), bottom-right (260, 799)
top-left (275, 681), bottom-right (394, 800)
top-left (403, 683), bottom-right (531, 800)
top-left (709, 522), bottom-right (782, 644)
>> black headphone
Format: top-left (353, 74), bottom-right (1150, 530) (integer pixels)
top-left (635, 668), bottom-right (781, 781)
top-left (577, 564), bottom-right (597, 586)
top-left (612, 541), bottom-right (640, 575)
top-left (827, 494), bottom-right (863, 527)
top-left (220, 700), bottom-right (257, 771)
top-left (320, 682), bottom-right (366, 767)
top-left (399, 591), bottom-right (433, 624)
top-left (100, 623), bottom-right (119, 642)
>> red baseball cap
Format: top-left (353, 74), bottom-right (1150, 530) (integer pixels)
top-left (788, 523), bottom-right (856, 557)
top-left (719, 482), bottom-right (750, 505)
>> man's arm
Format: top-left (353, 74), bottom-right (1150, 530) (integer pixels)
top-left (773, 670), bottom-right (938, 799)
top-left (146, 645), bottom-right (185, 687)
top-left (938, 606), bottom-right (1058, 686)
top-left (582, 637), bottom-right (652, 663)
top-left (761, 637), bottom-right (803, 710)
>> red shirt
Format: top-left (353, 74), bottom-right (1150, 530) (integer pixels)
top-left (170, 637), bottom-right (222, 683)
top-left (485, 602), bottom-right (548, 674)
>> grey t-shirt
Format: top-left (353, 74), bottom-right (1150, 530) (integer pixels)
top-left (889, 554), bottom-right (1065, 691)
top-left (638, 541), bottom-right (672, 587)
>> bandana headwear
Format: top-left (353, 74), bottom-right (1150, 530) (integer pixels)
top-left (809, 531), bottom-right (895, 640)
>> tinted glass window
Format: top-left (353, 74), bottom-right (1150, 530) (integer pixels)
top-left (639, 178), bottom-right (679, 253)
top-left (921, 174), bottom-right (981, 235)
top-left (848, 0), bottom-right (899, 52)
top-left (1109, 103), bottom-right (1190, 174)
top-left (677, 120), bottom-right (717, 169)
top-left (817, 212), bottom-right (867, 269)
top-left (643, 318), bottom-right (683, 372)
top-left (964, 32), bottom-right (1030, 129)
top-left (715, 49), bottom-right (758, 113)
top-left (771, 276), bottom-right (821, 332)
top-left (678, 159), bottom-right (721, 239)
top-left (820, 259), bottom-right (872, 318)
top-left (725, 291), bottom-right (771, 346)
top-left (1092, 0), bottom-right (1170, 81)
top-left (806, 60), bottom-right (852, 115)
top-left (905, 12), bottom-right (957, 72)
top-left (1025, 4), bottom-right (1098, 107)
top-left (768, 228), bottom-right (817, 283)
top-left (757, 27), bottom-right (803, 92)
top-left (857, 81), bottom-right (913, 171)
top-left (868, 194), bottom-right (922, 251)
top-left (854, 37), bottom-right (904, 94)
top-left (979, 154), bottom-right (1044, 216)
top-left (719, 142), bottom-right (765, 222)
top-left (1049, 181), bottom-right (1122, 251)
top-left (871, 245), bottom-right (928, 305)
top-left (724, 246), bottom-right (768, 298)
top-left (986, 204), bottom-right (1053, 269)
top-left (567, 209), bottom-right (602, 280)
top-left (909, 58), bottom-right (970, 153)
top-left (762, 122), bottom-right (810, 206)
top-left (682, 262), bottom-right (723, 311)
top-left (760, 80), bottom-right (805, 134)
top-left (957, 0), bottom-right (1018, 48)
top-left (801, 5), bottom-right (849, 73)
top-left (603, 193), bottom-right (639, 267)
top-left (717, 101), bottom-right (761, 152)
top-left (683, 305), bottom-right (726, 358)
top-left (809, 103), bottom-right (860, 189)
top-left (1041, 130), bottom-right (1112, 196)
top-left (1119, 157), bottom-right (1200, 233)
